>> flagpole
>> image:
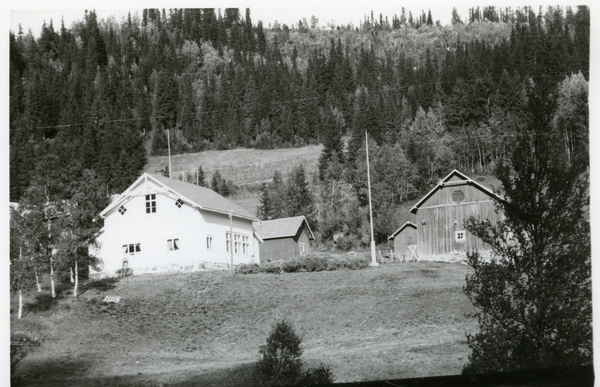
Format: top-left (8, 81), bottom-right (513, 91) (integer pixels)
top-left (366, 131), bottom-right (378, 267)
top-left (167, 129), bottom-right (172, 179)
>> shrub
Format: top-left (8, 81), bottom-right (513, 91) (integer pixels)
top-left (281, 258), bottom-right (303, 273)
top-left (235, 263), bottom-right (261, 275)
top-left (235, 254), bottom-right (370, 274)
top-left (11, 327), bottom-right (42, 382)
top-left (299, 364), bottom-right (335, 386)
top-left (262, 262), bottom-right (284, 274)
top-left (257, 318), bottom-right (303, 386)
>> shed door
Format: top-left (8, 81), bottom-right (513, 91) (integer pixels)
top-left (406, 243), bottom-right (418, 260)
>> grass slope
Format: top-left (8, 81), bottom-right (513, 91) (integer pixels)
top-left (145, 145), bottom-right (323, 186)
top-left (13, 262), bottom-right (476, 386)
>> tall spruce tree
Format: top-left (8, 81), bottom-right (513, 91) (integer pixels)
top-left (462, 81), bottom-right (591, 374)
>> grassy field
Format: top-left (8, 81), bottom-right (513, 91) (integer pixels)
top-left (144, 145), bottom-right (323, 186)
top-left (12, 261), bottom-right (477, 386)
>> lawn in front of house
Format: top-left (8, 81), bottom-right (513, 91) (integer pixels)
top-left (12, 261), bottom-right (476, 386)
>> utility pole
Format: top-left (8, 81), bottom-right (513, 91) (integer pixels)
top-left (229, 210), bottom-right (234, 270)
top-left (167, 129), bottom-right (172, 179)
top-left (366, 131), bottom-right (378, 267)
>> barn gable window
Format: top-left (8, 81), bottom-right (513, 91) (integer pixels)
top-left (145, 194), bottom-right (156, 213)
top-left (452, 190), bottom-right (465, 204)
top-left (455, 230), bottom-right (466, 242)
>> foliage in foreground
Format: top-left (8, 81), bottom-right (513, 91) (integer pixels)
top-left (256, 318), bottom-right (334, 386)
top-left (235, 254), bottom-right (369, 274)
top-left (463, 80), bottom-right (591, 374)
top-left (11, 325), bottom-right (43, 382)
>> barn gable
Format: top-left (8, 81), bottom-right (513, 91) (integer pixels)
top-left (408, 170), bottom-right (503, 261)
top-left (410, 169), bottom-right (503, 214)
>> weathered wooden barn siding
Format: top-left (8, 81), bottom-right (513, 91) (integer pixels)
top-left (393, 227), bottom-right (417, 260)
top-left (259, 228), bottom-right (312, 262)
top-left (260, 237), bottom-right (298, 262)
top-left (416, 184), bottom-right (501, 258)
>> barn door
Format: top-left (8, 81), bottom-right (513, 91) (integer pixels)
top-left (406, 243), bottom-right (418, 261)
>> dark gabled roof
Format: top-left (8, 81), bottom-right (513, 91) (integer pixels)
top-left (100, 173), bottom-right (258, 221)
top-left (388, 221), bottom-right (417, 240)
top-left (253, 216), bottom-right (315, 240)
top-left (410, 169), bottom-right (504, 214)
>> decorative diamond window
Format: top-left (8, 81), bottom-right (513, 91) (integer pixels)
top-left (118, 206), bottom-right (127, 215)
top-left (175, 198), bottom-right (184, 208)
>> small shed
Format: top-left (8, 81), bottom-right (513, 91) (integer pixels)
top-left (253, 216), bottom-right (315, 263)
top-left (388, 222), bottom-right (417, 261)
top-left (409, 169), bottom-right (504, 261)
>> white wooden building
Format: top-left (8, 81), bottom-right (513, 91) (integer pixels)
top-left (92, 173), bottom-right (261, 277)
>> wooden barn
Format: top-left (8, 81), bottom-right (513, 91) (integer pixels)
top-left (409, 170), bottom-right (504, 261)
top-left (388, 221), bottom-right (417, 261)
top-left (253, 216), bottom-right (315, 263)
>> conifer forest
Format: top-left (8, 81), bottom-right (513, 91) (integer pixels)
top-left (10, 6), bottom-right (589, 244)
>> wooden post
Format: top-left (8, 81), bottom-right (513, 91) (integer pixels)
top-left (366, 131), bottom-right (378, 267)
top-left (229, 211), bottom-right (234, 269)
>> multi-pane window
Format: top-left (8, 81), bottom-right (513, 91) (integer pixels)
top-left (167, 238), bottom-right (180, 251)
top-left (234, 234), bottom-right (240, 253)
top-left (145, 194), bottom-right (156, 213)
top-left (226, 233), bottom-right (250, 254)
top-left (242, 236), bottom-right (249, 255)
top-left (123, 243), bottom-right (141, 255)
top-left (207, 236), bottom-right (213, 251)
top-left (175, 198), bottom-right (184, 208)
top-left (118, 205), bottom-right (127, 215)
top-left (455, 230), bottom-right (466, 242)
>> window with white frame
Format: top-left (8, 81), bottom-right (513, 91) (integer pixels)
top-left (123, 243), bottom-right (141, 256)
top-left (207, 236), bottom-right (213, 251)
top-left (145, 194), bottom-right (156, 213)
top-left (243, 235), bottom-right (249, 255)
top-left (455, 230), bottom-right (466, 242)
top-left (167, 238), bottom-right (180, 251)
top-left (226, 232), bottom-right (230, 252)
top-left (234, 234), bottom-right (240, 253)
top-left (299, 242), bottom-right (305, 256)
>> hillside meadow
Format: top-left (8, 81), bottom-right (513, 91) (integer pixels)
top-left (12, 261), bottom-right (477, 386)
top-left (144, 145), bottom-right (323, 186)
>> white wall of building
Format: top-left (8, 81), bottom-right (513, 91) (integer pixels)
top-left (93, 178), bottom-right (259, 277)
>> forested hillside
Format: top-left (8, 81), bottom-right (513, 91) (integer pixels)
top-left (10, 6), bottom-right (589, 243)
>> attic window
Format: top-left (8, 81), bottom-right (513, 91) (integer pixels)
top-left (175, 198), bottom-right (184, 208)
top-left (452, 190), bottom-right (465, 204)
top-left (118, 206), bottom-right (127, 215)
top-left (145, 194), bottom-right (156, 213)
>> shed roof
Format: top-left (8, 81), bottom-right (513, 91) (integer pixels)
top-left (388, 221), bottom-right (417, 240)
top-left (410, 169), bottom-right (504, 214)
top-left (253, 216), bottom-right (315, 240)
top-left (100, 173), bottom-right (258, 221)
